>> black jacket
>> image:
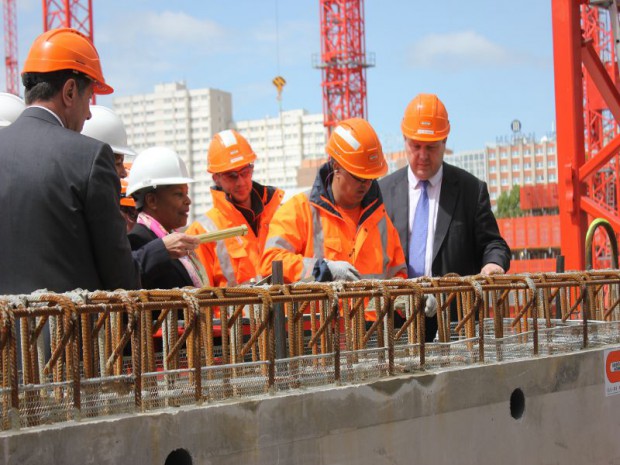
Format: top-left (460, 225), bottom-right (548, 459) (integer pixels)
top-left (379, 162), bottom-right (510, 277)
top-left (128, 224), bottom-right (192, 289)
top-left (0, 107), bottom-right (139, 294)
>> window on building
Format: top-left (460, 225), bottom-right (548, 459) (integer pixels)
top-left (547, 160), bottom-right (556, 168)
top-left (501, 178), bottom-right (509, 186)
top-left (549, 174), bottom-right (557, 182)
top-left (512, 164), bottom-right (519, 171)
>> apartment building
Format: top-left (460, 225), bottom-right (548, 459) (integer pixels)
top-left (113, 81), bottom-right (233, 219)
top-left (234, 109), bottom-right (327, 196)
top-left (485, 135), bottom-right (557, 205)
top-left (443, 135), bottom-right (557, 207)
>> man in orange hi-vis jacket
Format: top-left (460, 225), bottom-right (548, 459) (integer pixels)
top-left (260, 118), bottom-right (407, 286)
top-left (187, 129), bottom-right (283, 287)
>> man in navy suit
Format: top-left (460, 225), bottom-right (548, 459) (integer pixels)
top-left (379, 93), bottom-right (510, 341)
top-left (0, 28), bottom-right (139, 294)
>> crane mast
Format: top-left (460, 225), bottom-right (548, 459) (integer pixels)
top-left (316, 0), bottom-right (374, 135)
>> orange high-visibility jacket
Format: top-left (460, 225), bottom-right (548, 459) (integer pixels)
top-left (187, 183), bottom-right (283, 286)
top-left (260, 163), bottom-right (407, 283)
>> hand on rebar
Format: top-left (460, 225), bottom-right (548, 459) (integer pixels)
top-left (326, 260), bottom-right (361, 281)
top-left (393, 295), bottom-right (437, 317)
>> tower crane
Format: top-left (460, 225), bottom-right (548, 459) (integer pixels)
top-left (2, 0), bottom-right (18, 95)
top-left (315, 0), bottom-right (374, 135)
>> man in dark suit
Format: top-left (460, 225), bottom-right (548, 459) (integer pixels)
top-left (379, 93), bottom-right (510, 341)
top-left (0, 28), bottom-right (139, 295)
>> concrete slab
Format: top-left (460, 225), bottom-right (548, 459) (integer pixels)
top-left (2, 346), bottom-right (619, 465)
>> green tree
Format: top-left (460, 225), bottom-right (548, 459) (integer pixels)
top-left (496, 185), bottom-right (522, 218)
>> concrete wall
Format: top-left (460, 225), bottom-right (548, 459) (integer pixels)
top-left (2, 346), bottom-right (619, 465)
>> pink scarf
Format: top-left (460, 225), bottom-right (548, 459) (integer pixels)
top-left (137, 212), bottom-right (209, 288)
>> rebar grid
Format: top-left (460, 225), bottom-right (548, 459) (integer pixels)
top-left (1, 271), bottom-right (620, 430)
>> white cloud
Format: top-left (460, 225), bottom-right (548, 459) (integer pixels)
top-left (140, 11), bottom-right (226, 44)
top-left (98, 10), bottom-right (229, 53)
top-left (407, 30), bottom-right (539, 71)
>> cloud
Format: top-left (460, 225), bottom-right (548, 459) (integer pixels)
top-left (98, 10), bottom-right (230, 53)
top-left (94, 10), bottom-right (233, 96)
top-left (407, 30), bottom-right (540, 71)
top-left (140, 11), bottom-right (226, 45)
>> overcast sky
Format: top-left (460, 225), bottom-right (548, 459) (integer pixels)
top-left (8, 0), bottom-right (555, 152)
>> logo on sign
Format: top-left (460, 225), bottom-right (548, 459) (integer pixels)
top-left (605, 348), bottom-right (620, 396)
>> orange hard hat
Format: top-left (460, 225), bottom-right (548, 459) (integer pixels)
top-left (326, 118), bottom-right (387, 179)
top-left (22, 28), bottom-right (113, 95)
top-left (401, 93), bottom-right (450, 142)
top-left (120, 178), bottom-right (136, 208)
top-left (207, 129), bottom-right (257, 174)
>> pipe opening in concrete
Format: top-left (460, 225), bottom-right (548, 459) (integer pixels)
top-left (510, 388), bottom-right (525, 420)
top-left (165, 448), bottom-right (192, 465)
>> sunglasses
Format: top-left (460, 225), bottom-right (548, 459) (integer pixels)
top-left (220, 164), bottom-right (254, 182)
top-left (336, 168), bottom-right (370, 184)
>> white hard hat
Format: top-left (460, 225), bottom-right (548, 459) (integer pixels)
top-left (82, 105), bottom-right (137, 158)
top-left (0, 93), bottom-right (25, 127)
top-left (126, 146), bottom-right (194, 196)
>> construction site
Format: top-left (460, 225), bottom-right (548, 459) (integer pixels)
top-left (1, 1), bottom-right (620, 465)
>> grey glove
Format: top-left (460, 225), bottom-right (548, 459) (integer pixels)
top-left (424, 295), bottom-right (438, 317)
top-left (393, 294), bottom-right (438, 317)
top-left (326, 260), bottom-right (361, 282)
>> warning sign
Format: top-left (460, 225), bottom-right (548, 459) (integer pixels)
top-left (605, 348), bottom-right (620, 397)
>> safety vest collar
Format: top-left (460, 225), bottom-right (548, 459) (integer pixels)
top-left (309, 162), bottom-right (384, 226)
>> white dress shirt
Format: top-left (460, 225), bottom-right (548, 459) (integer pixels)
top-left (408, 165), bottom-right (443, 277)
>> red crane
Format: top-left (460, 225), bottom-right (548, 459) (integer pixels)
top-left (3, 0), bottom-right (19, 95)
top-left (552, 0), bottom-right (620, 270)
top-left (316, 0), bottom-right (374, 134)
top-left (43, 0), bottom-right (93, 37)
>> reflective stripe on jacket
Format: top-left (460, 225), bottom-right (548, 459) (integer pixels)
top-left (187, 183), bottom-right (283, 286)
top-left (260, 163), bottom-right (407, 283)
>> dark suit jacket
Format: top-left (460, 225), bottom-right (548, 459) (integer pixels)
top-left (0, 107), bottom-right (140, 294)
top-left (379, 162), bottom-right (510, 277)
top-left (128, 224), bottom-right (192, 289)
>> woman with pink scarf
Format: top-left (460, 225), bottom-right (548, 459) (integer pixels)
top-left (125, 147), bottom-right (209, 289)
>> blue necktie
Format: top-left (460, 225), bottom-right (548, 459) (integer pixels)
top-left (408, 180), bottom-right (429, 278)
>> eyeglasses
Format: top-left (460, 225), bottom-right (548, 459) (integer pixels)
top-left (220, 164), bottom-right (254, 182)
top-left (343, 169), bottom-right (371, 184)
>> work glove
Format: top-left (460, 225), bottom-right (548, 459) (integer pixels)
top-left (393, 294), bottom-right (438, 317)
top-left (424, 295), bottom-right (438, 317)
top-left (325, 260), bottom-right (361, 282)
